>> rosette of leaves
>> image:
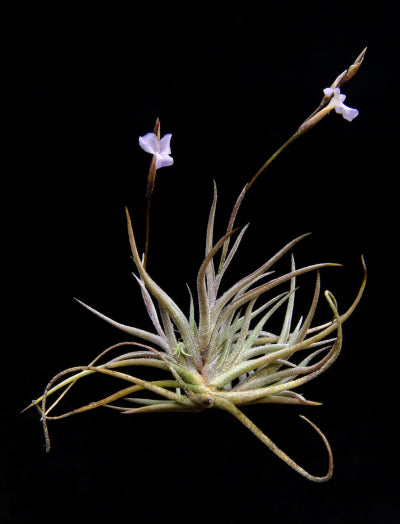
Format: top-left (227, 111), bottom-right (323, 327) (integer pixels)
top-left (27, 183), bottom-right (366, 482)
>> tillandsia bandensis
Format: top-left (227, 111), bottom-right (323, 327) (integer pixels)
top-left (26, 49), bottom-right (367, 482)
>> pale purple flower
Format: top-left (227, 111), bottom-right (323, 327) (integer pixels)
top-left (139, 132), bottom-right (174, 169)
top-left (323, 87), bottom-right (359, 122)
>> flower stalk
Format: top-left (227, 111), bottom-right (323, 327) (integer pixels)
top-left (140, 117), bottom-right (174, 268)
top-left (217, 48), bottom-right (366, 273)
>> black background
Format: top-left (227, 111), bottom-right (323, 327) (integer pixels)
top-left (2, 1), bottom-right (398, 523)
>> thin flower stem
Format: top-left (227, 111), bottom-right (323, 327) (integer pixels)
top-left (218, 132), bottom-right (300, 272)
top-left (143, 156), bottom-right (156, 270)
top-left (143, 191), bottom-right (152, 270)
top-left (143, 119), bottom-right (160, 269)
top-left (245, 132), bottom-right (300, 194)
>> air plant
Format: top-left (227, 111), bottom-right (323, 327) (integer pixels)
top-left (26, 49), bottom-right (367, 482)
